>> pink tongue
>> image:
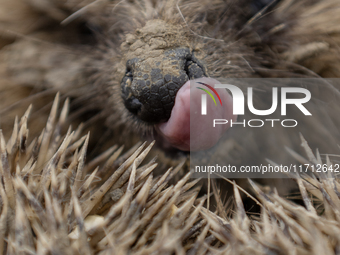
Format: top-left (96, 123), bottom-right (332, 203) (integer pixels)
top-left (155, 77), bottom-right (236, 151)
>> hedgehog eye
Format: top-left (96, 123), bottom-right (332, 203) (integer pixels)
top-left (184, 57), bottom-right (205, 80)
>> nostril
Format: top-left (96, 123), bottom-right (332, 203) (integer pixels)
top-left (124, 96), bottom-right (142, 115)
top-left (184, 56), bottom-right (206, 80)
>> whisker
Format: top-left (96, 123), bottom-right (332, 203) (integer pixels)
top-left (236, 55), bottom-right (255, 73)
top-left (62, 0), bottom-right (128, 26)
top-left (237, 0), bottom-right (278, 36)
top-left (0, 27), bottom-right (71, 49)
top-left (61, 0), bottom-right (104, 25)
top-left (0, 88), bottom-right (56, 115)
top-left (176, 0), bottom-right (224, 42)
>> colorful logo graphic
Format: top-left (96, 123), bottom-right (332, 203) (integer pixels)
top-left (196, 82), bottom-right (223, 106)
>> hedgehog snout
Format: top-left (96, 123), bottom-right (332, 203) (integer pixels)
top-left (121, 48), bottom-right (206, 124)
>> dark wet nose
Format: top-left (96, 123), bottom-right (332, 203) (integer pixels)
top-left (121, 48), bottom-right (205, 124)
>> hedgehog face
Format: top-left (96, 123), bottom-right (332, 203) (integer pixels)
top-left (114, 3), bottom-right (263, 151)
top-left (117, 17), bottom-right (239, 151)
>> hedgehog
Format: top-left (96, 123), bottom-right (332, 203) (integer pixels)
top-left (1, 0), bottom-right (340, 254)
